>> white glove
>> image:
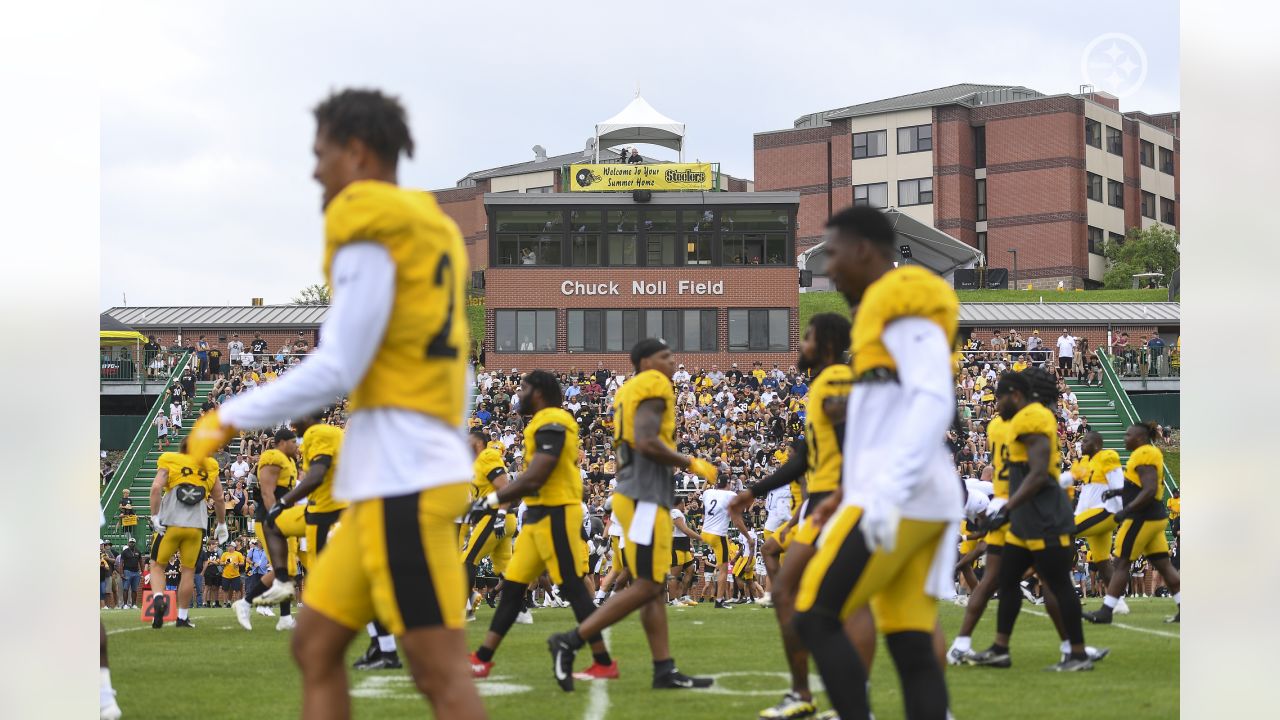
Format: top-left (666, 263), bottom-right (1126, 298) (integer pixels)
top-left (214, 522), bottom-right (229, 544)
top-left (858, 496), bottom-right (901, 553)
top-left (985, 497), bottom-right (1008, 517)
top-left (151, 515), bottom-right (166, 534)
top-left (1058, 472), bottom-right (1075, 490)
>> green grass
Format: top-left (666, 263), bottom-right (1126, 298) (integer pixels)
top-left (467, 300), bottom-right (486, 358)
top-left (1164, 448), bottom-right (1180, 487)
top-left (103, 596), bottom-right (1177, 718)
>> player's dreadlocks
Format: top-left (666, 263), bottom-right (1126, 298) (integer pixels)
top-left (522, 369), bottom-right (563, 408)
top-left (313, 88), bottom-right (415, 165)
top-left (1021, 366), bottom-right (1059, 408)
top-left (808, 312), bottom-right (853, 366)
top-left (1134, 420), bottom-right (1162, 443)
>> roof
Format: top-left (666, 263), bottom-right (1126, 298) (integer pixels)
top-left (459, 148), bottom-right (638, 184)
top-left (800, 208), bottom-right (982, 277)
top-left (959, 302), bottom-right (1180, 326)
top-left (596, 95), bottom-right (685, 152)
top-left (105, 306), bottom-right (330, 328)
top-left (791, 83), bottom-right (1044, 128)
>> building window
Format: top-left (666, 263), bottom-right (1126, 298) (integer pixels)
top-left (1106, 125), bottom-right (1123, 155)
top-left (1161, 197), bottom-right (1175, 224)
top-left (728, 309), bottom-right (789, 352)
top-left (568, 209), bottom-right (602, 266)
top-left (853, 130), bottom-right (887, 159)
top-left (1109, 231), bottom-right (1126, 246)
top-left (853, 182), bottom-right (888, 209)
top-left (976, 179), bottom-right (987, 221)
top-left (1140, 140), bottom-right (1155, 168)
top-left (525, 185), bottom-right (554, 194)
top-left (720, 209), bottom-right (788, 265)
top-left (1088, 226), bottom-right (1104, 255)
top-left (973, 126), bottom-right (986, 169)
top-left (897, 124), bottom-right (932, 154)
top-left (1159, 147), bottom-right (1174, 174)
top-left (643, 211), bottom-right (679, 266)
top-left (1141, 191), bottom-right (1156, 219)
top-left (494, 210), bottom-right (564, 266)
top-left (495, 310), bottom-right (556, 353)
top-left (1086, 172), bottom-right (1103, 202)
top-left (976, 231), bottom-right (987, 258)
top-left (684, 209), bottom-right (714, 265)
top-left (1108, 179), bottom-right (1124, 208)
top-left (605, 210), bottom-right (638, 266)
top-left (1085, 118), bottom-right (1102, 148)
top-left (568, 309), bottom-right (716, 353)
top-left (898, 177), bottom-right (933, 206)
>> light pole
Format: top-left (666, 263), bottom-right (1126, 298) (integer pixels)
top-left (1007, 248), bottom-right (1018, 290)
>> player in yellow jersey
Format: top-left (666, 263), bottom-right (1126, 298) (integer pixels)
top-left (791, 207), bottom-right (962, 720)
top-left (464, 371), bottom-right (615, 680)
top-left (186, 89), bottom-right (484, 719)
top-left (729, 312), bottom-right (852, 720)
top-left (1085, 421), bottom-right (1181, 624)
top-left (461, 430), bottom-right (514, 618)
top-left (147, 437), bottom-right (227, 629)
top-left (235, 428), bottom-right (304, 628)
top-left (1071, 431), bottom-right (1130, 614)
top-left (549, 339), bottom-right (718, 692)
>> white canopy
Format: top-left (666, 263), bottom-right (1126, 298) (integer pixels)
top-left (594, 95), bottom-right (685, 161)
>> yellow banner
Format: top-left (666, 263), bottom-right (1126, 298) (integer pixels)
top-left (569, 163), bottom-right (714, 192)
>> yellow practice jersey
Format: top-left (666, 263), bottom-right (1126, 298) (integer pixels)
top-left (1070, 453), bottom-right (1092, 484)
top-left (302, 423), bottom-right (347, 513)
top-left (1123, 444), bottom-right (1165, 502)
top-left (472, 447), bottom-right (507, 501)
top-left (523, 407), bottom-right (582, 507)
top-left (322, 179), bottom-right (468, 425)
top-left (790, 481), bottom-right (804, 513)
top-left (850, 265), bottom-right (959, 376)
top-left (613, 369), bottom-right (676, 453)
top-left (1087, 449), bottom-right (1122, 484)
top-left (988, 416), bottom-right (1011, 499)
top-left (157, 452), bottom-right (220, 494)
top-left (1006, 403), bottom-right (1061, 474)
top-left (804, 364), bottom-right (854, 494)
top-left (257, 448), bottom-right (298, 490)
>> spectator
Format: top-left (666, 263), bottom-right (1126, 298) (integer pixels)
top-left (1056, 329), bottom-right (1076, 373)
top-left (119, 538), bottom-right (142, 609)
top-left (154, 412), bottom-right (171, 449)
top-left (227, 334), bottom-right (245, 369)
top-left (1147, 334), bottom-right (1167, 376)
top-left (196, 335), bottom-right (210, 379)
top-left (250, 332), bottom-right (269, 363)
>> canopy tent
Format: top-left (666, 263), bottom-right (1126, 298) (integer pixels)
top-left (100, 312), bottom-right (148, 347)
top-left (799, 208), bottom-right (983, 286)
top-left (594, 95), bottom-right (686, 162)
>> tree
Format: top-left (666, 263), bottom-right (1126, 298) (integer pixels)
top-left (1101, 225), bottom-right (1179, 290)
top-left (292, 283), bottom-right (331, 305)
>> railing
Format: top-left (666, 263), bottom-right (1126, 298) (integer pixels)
top-left (957, 348), bottom-right (1060, 368)
top-left (1095, 349), bottom-right (1179, 496)
top-left (101, 348), bottom-right (181, 387)
top-left (1106, 343), bottom-right (1180, 379)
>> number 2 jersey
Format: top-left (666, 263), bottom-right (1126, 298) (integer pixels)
top-left (157, 452), bottom-right (220, 529)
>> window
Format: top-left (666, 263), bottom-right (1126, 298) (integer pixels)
top-left (853, 130), bottom-right (888, 159)
top-left (643, 211), bottom-right (678, 266)
top-left (525, 185), bottom-right (554, 194)
top-left (684, 209), bottom-right (714, 265)
top-left (1106, 125), bottom-right (1123, 155)
top-left (898, 177), bottom-right (933, 206)
top-left (1140, 140), bottom-right (1155, 168)
top-left (1108, 179), bottom-right (1124, 208)
top-left (494, 210), bottom-right (563, 266)
top-left (1086, 172), bottom-right (1103, 202)
top-left (568, 209), bottom-right (601, 266)
top-left (897, 124), bottom-right (932, 154)
top-left (728, 309), bottom-right (789, 352)
top-left (568, 309), bottom-right (716, 353)
top-left (973, 126), bottom-right (986, 169)
top-left (1161, 197), bottom-right (1175, 224)
top-left (720, 209), bottom-right (788, 265)
top-left (495, 310), bottom-right (556, 353)
top-left (1085, 118), bottom-right (1102, 148)
top-left (1088, 226), bottom-right (1104, 255)
top-left (605, 210), bottom-right (638, 266)
top-left (1109, 231), bottom-right (1126, 246)
top-left (975, 179), bottom-right (987, 221)
top-left (853, 182), bottom-right (888, 209)
top-left (1159, 147), bottom-right (1174, 174)
top-left (1141, 191), bottom-right (1156, 219)
top-left (976, 231), bottom-right (987, 258)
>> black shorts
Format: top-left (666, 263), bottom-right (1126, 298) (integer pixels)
top-left (222, 577), bottom-right (242, 592)
top-left (204, 574), bottom-right (222, 588)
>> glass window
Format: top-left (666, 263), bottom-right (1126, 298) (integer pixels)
top-left (1085, 118), bottom-right (1102, 148)
top-left (495, 310), bottom-right (555, 353)
top-left (897, 124), bottom-right (932, 154)
top-left (721, 209), bottom-right (789, 266)
top-left (1109, 231), bottom-right (1126, 246)
top-left (976, 231), bottom-right (987, 257)
top-left (1086, 172), bottom-right (1103, 202)
top-left (683, 209), bottom-right (714, 264)
top-left (643, 210), bottom-right (678, 266)
top-left (1161, 197), bottom-right (1175, 224)
top-left (1088, 226), bottom-right (1104, 255)
top-left (1108, 179), bottom-right (1124, 208)
top-left (853, 183), bottom-right (888, 208)
top-left (973, 126), bottom-right (986, 168)
top-left (1106, 125), bottom-right (1123, 155)
top-left (898, 177), bottom-right (933, 206)
top-left (494, 209), bottom-right (564, 266)
top-left (1159, 147), bottom-right (1174, 174)
top-left (606, 210), bottom-right (638, 266)
top-left (728, 309), bottom-right (789, 352)
top-left (569, 209), bottom-right (602, 266)
top-left (1140, 140), bottom-right (1155, 168)
top-left (853, 130), bottom-right (887, 159)
top-left (570, 309), bottom-right (715, 353)
top-left (1141, 191), bottom-right (1156, 219)
top-left (976, 179), bottom-right (987, 221)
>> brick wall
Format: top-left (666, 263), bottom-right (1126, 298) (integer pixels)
top-left (933, 105), bottom-right (978, 247)
top-left (754, 120), bottom-right (853, 244)
top-left (434, 183), bottom-right (489, 270)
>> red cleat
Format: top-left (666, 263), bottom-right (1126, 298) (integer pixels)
top-left (469, 652), bottom-right (493, 679)
top-left (573, 661), bottom-right (620, 680)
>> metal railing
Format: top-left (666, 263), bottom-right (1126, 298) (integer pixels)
top-left (1106, 343), bottom-right (1180, 378)
top-left (957, 348), bottom-right (1060, 369)
top-left (1095, 349), bottom-right (1178, 496)
top-left (100, 348), bottom-right (182, 387)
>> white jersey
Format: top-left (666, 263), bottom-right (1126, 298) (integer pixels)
top-left (671, 508), bottom-right (688, 538)
top-left (1076, 468), bottom-right (1125, 514)
top-left (608, 511), bottom-right (623, 538)
top-left (736, 529), bottom-right (757, 558)
top-left (764, 485), bottom-right (793, 531)
top-left (700, 488), bottom-right (737, 536)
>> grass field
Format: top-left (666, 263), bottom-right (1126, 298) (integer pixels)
top-left (103, 596), bottom-right (1177, 719)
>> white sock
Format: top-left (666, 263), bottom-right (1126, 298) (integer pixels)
top-left (595, 590), bottom-right (605, 600)
top-left (378, 635), bottom-right (397, 653)
top-left (1102, 595), bottom-right (1119, 609)
top-left (100, 668), bottom-right (114, 693)
top-left (1060, 639), bottom-right (1071, 653)
top-left (177, 607), bottom-right (189, 620)
top-left (952, 636), bottom-right (971, 652)
top-left (1173, 592), bottom-right (1181, 605)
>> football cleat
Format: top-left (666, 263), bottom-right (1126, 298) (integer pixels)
top-left (469, 652), bottom-right (493, 679)
top-left (353, 638), bottom-right (379, 668)
top-left (175, 618), bottom-right (196, 629)
top-left (254, 579), bottom-right (295, 606)
top-left (233, 598), bottom-right (253, 630)
top-left (1115, 597), bottom-right (1131, 615)
top-left (758, 690), bottom-right (817, 719)
top-left (946, 646), bottom-right (970, 666)
top-left (573, 661), bottom-right (620, 681)
top-left (757, 592), bottom-right (774, 608)
top-left (99, 690), bottom-right (122, 720)
top-left (149, 593), bottom-right (169, 629)
top-left (466, 607), bottom-right (478, 622)
top-left (354, 652), bottom-right (402, 670)
top-left (1047, 656), bottom-right (1094, 672)
top-left (515, 610), bottom-right (534, 625)
top-left (547, 632), bottom-right (579, 692)
top-left (1061, 646), bottom-right (1110, 664)
top-left (653, 668), bottom-right (713, 689)
top-left (1082, 607), bottom-right (1113, 624)
top-left (276, 615), bottom-right (296, 631)
top-left (965, 648), bottom-right (1011, 668)
top-left (714, 600), bottom-right (732, 610)
top-left (256, 605), bottom-right (275, 618)
top-left (1164, 612), bottom-right (1180, 623)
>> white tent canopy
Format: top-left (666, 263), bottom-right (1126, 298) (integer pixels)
top-left (594, 94), bottom-right (685, 161)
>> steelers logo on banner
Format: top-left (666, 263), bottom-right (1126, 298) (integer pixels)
top-left (574, 167), bottom-right (601, 189)
top-left (174, 483), bottom-right (207, 506)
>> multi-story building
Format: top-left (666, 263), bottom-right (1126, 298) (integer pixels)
top-left (755, 83), bottom-right (1179, 289)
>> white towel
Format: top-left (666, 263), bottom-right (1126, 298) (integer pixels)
top-left (627, 501), bottom-right (659, 547)
top-left (926, 521), bottom-right (960, 599)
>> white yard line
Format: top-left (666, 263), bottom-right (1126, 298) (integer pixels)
top-left (1023, 608), bottom-right (1180, 640)
top-left (582, 628), bottom-right (612, 720)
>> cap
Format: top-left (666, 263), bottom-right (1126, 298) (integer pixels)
top-left (127, 537), bottom-right (137, 543)
top-left (678, 364), bottom-right (685, 368)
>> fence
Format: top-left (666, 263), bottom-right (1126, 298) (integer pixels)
top-left (1106, 343), bottom-right (1180, 378)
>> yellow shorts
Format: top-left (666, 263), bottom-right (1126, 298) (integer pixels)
top-left (614, 494), bottom-right (674, 584)
top-left (505, 503), bottom-right (588, 586)
top-left (732, 554), bottom-right (755, 580)
top-left (305, 507), bottom-right (345, 558)
top-left (792, 516), bottom-right (823, 547)
top-left (1005, 531), bottom-right (1072, 551)
top-left (795, 505), bottom-right (946, 634)
top-left (699, 531), bottom-right (731, 568)
top-left (255, 506), bottom-right (306, 576)
top-left (1073, 508), bottom-right (1118, 563)
top-left (609, 535), bottom-right (627, 574)
top-left (1114, 516), bottom-right (1170, 562)
top-left (671, 546), bottom-right (693, 568)
top-left (959, 539), bottom-right (979, 557)
top-left (984, 527), bottom-right (1006, 552)
top-left (303, 483), bottom-right (470, 635)
top-left (462, 512), bottom-right (515, 576)
top-left (151, 526), bottom-right (202, 569)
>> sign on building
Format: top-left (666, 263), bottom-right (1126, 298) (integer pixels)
top-left (569, 163), bottom-right (713, 192)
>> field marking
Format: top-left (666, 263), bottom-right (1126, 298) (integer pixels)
top-left (694, 671), bottom-right (825, 697)
top-left (352, 674), bottom-right (532, 700)
top-left (582, 628), bottom-right (612, 720)
top-left (1023, 608), bottom-right (1180, 640)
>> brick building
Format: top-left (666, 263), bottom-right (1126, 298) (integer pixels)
top-left (755, 83), bottom-right (1180, 289)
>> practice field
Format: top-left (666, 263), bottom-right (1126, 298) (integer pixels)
top-left (103, 596), bottom-right (1178, 719)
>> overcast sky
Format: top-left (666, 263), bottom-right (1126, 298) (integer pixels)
top-left (100, 0), bottom-right (1178, 309)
